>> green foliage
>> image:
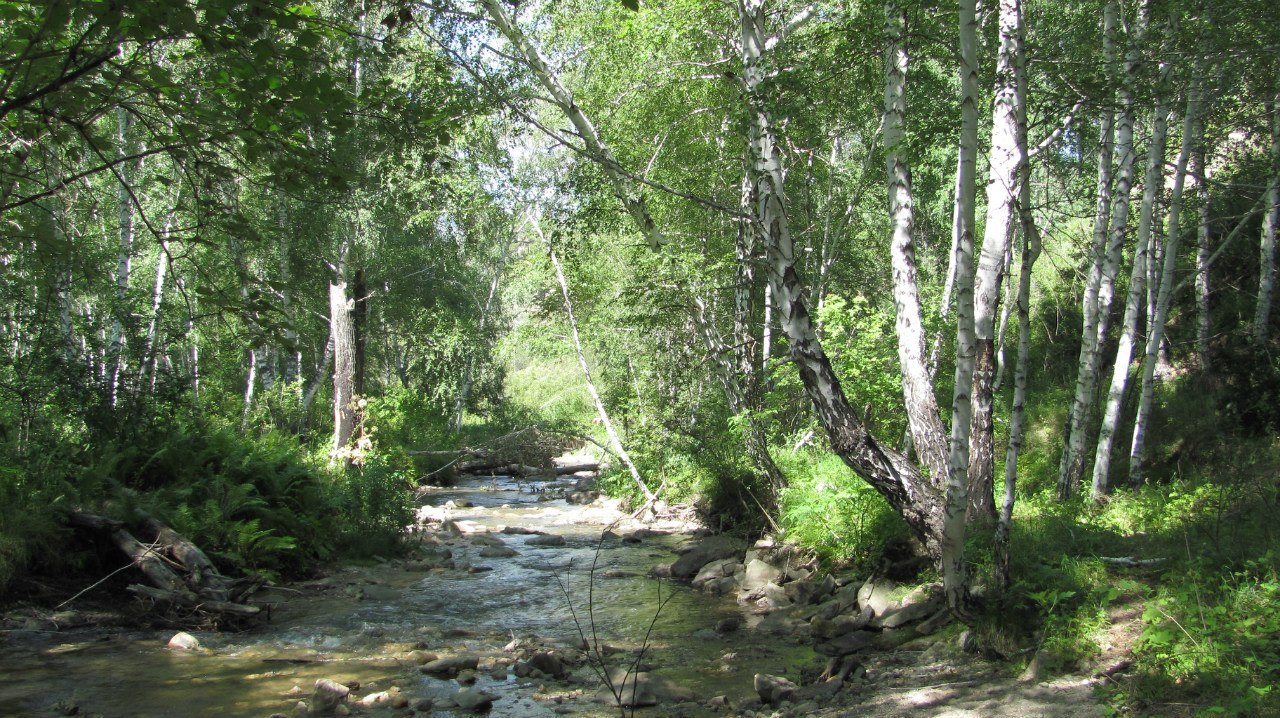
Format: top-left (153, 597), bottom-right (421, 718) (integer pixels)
top-left (775, 450), bottom-right (909, 570)
top-left (328, 456), bottom-right (415, 559)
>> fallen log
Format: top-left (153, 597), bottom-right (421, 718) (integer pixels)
top-left (552, 462), bottom-right (599, 475)
top-left (67, 510), bottom-right (259, 622)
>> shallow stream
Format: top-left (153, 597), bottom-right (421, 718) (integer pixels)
top-left (0, 473), bottom-right (815, 717)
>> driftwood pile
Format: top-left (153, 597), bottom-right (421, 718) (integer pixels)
top-left (68, 511), bottom-right (261, 625)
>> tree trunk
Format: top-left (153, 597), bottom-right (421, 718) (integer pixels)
top-left (997, 40), bottom-right (1038, 589)
top-left (1195, 146), bottom-right (1212, 369)
top-left (545, 237), bottom-right (655, 505)
top-left (1092, 88), bottom-right (1169, 496)
top-left (331, 260), bottom-right (357, 456)
top-left (480, 0), bottom-right (663, 251)
top-left (969, 0), bottom-right (1024, 523)
top-left (1254, 95), bottom-right (1280, 344)
top-left (883, 0), bottom-right (949, 486)
top-left (943, 0), bottom-right (981, 615)
top-left (1130, 71), bottom-right (1203, 488)
top-left (107, 107), bottom-right (137, 408)
top-left (1059, 1), bottom-right (1119, 499)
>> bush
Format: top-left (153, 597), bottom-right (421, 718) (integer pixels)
top-left (776, 450), bottom-right (909, 570)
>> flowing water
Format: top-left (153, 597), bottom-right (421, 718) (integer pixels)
top-left (0, 473), bottom-right (814, 717)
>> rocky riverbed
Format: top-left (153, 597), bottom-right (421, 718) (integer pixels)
top-left (0, 467), bottom-right (1110, 717)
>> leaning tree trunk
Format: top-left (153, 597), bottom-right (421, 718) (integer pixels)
top-left (1254, 94), bottom-right (1280, 344)
top-left (883, 0), bottom-right (949, 485)
top-left (545, 235), bottom-right (655, 506)
top-left (1059, 1), bottom-right (1120, 499)
top-left (1092, 88), bottom-right (1169, 496)
top-left (969, 0), bottom-right (1024, 523)
top-left (737, 0), bottom-right (950, 570)
top-left (1130, 71), bottom-right (1203, 488)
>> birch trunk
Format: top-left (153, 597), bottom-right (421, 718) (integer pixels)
top-left (1254, 95), bottom-right (1280, 344)
top-left (1130, 72), bottom-right (1203, 488)
top-left (997, 41), bottom-right (1037, 587)
top-left (1059, 1), bottom-right (1119, 499)
top-left (969, 0), bottom-right (1023, 522)
top-left (480, 0), bottom-right (663, 250)
top-left (1092, 96), bottom-right (1168, 495)
top-left (943, 0), bottom-right (981, 614)
top-left (107, 107), bottom-right (137, 407)
top-left (883, 0), bottom-right (949, 484)
top-left (1194, 146), bottom-right (1212, 368)
top-left (547, 242), bottom-right (655, 505)
top-left (737, 0), bottom-right (949, 568)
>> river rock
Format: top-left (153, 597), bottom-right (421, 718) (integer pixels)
top-left (691, 558), bottom-right (740, 588)
top-left (810, 610), bottom-right (872, 640)
top-left (406, 649), bottom-right (439, 665)
top-left (479, 545), bottom-right (519, 558)
top-left (310, 679), bottom-right (350, 714)
top-left (873, 587), bottom-right (944, 629)
top-left (741, 559), bottom-right (783, 592)
top-left (421, 654), bottom-right (480, 677)
top-left (857, 578), bottom-right (896, 616)
top-left (670, 535), bottom-right (747, 580)
top-left (515, 651), bottom-right (568, 679)
top-left (600, 670), bottom-right (694, 707)
top-left (450, 687), bottom-right (495, 712)
top-left (715, 616), bottom-right (741, 633)
top-left (784, 573), bottom-right (836, 605)
top-left (527, 534), bottom-right (567, 547)
top-left (814, 629), bottom-right (876, 657)
top-left (566, 490), bottom-right (599, 504)
top-left (167, 631), bottom-right (200, 651)
top-left (702, 576), bottom-right (739, 596)
top-left (500, 526), bottom-right (544, 535)
top-left (753, 673), bottom-right (797, 705)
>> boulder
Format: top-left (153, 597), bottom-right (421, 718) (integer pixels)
top-left (784, 573), bottom-right (836, 605)
top-left (753, 674), bottom-right (797, 706)
top-left (857, 578), bottom-right (896, 616)
top-left (741, 559), bottom-right (784, 592)
top-left (599, 670), bottom-right (694, 708)
top-left (500, 526), bottom-right (543, 535)
top-left (421, 654), bottom-right (480, 677)
top-left (520, 651), bottom-right (567, 679)
top-left (714, 616), bottom-right (741, 634)
top-left (670, 535), bottom-right (747, 580)
top-left (478, 545), bottom-right (519, 558)
top-left (691, 558), bottom-right (740, 588)
top-left (813, 629), bottom-right (876, 657)
top-left (310, 679), bottom-right (350, 714)
top-left (701, 576), bottom-right (739, 596)
top-left (810, 611), bottom-right (871, 640)
top-left (527, 534), bottom-right (567, 547)
top-left (873, 590), bottom-right (944, 629)
top-left (566, 490), bottom-right (599, 504)
top-left (450, 687), bottom-right (495, 713)
top-left (759, 582), bottom-right (792, 610)
top-left (167, 632), bottom-right (200, 651)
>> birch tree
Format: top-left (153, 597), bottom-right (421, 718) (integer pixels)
top-left (969, 0), bottom-right (1025, 521)
top-left (1255, 94), bottom-right (1280, 344)
top-left (1130, 69), bottom-right (1204, 488)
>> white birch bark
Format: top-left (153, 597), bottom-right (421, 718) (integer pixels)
top-left (736, 0), bottom-right (949, 569)
top-left (1059, 1), bottom-right (1119, 499)
top-left (1194, 147), bottom-right (1212, 368)
top-left (1254, 95), bottom-right (1280, 344)
top-left (546, 240), bottom-right (655, 504)
top-left (480, 0), bottom-right (663, 250)
top-left (969, 0), bottom-right (1023, 521)
top-left (1090, 30), bottom-right (1174, 495)
top-left (1130, 71), bottom-right (1202, 488)
top-left (884, 0), bottom-right (949, 484)
top-left (998, 39), bottom-right (1037, 586)
top-left (107, 107), bottom-right (136, 407)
